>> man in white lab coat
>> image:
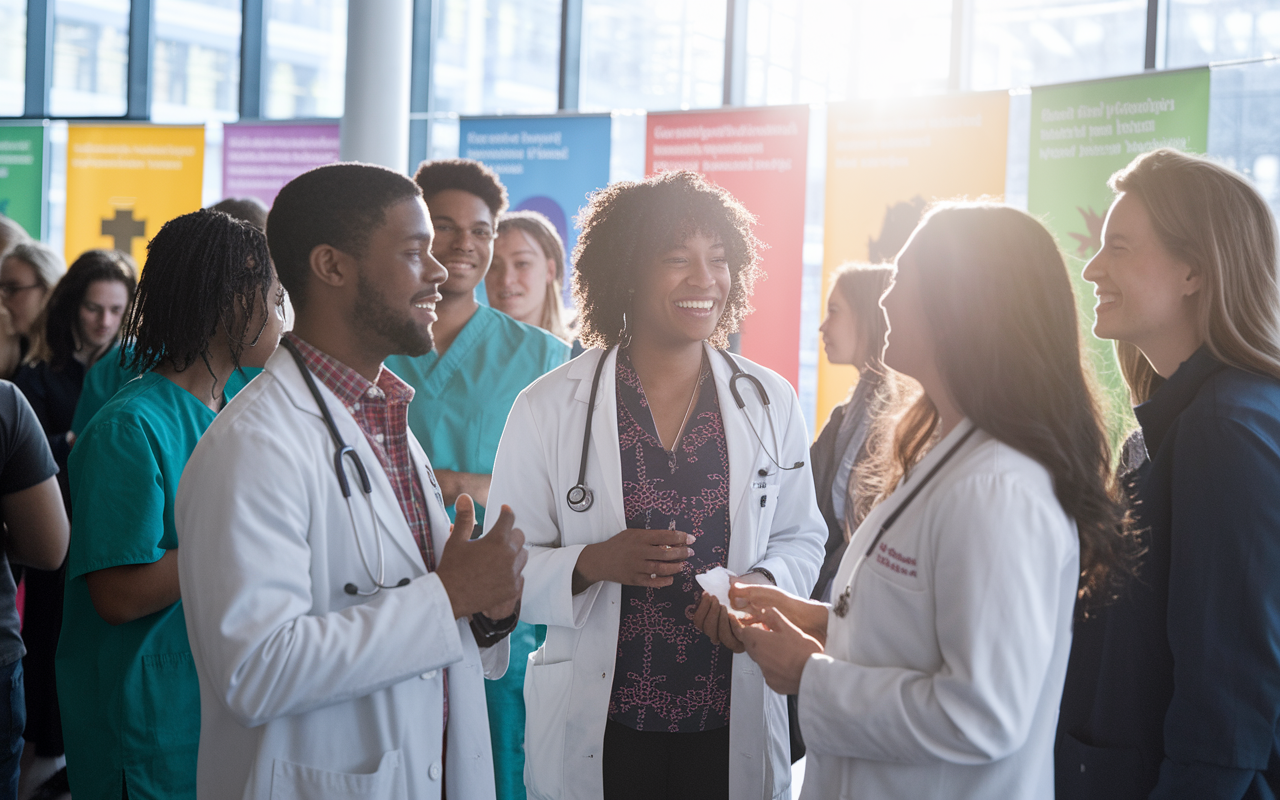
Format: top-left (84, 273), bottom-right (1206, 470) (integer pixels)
top-left (176, 163), bottom-right (526, 800)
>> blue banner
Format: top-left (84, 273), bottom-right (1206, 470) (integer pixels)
top-left (459, 114), bottom-right (612, 303)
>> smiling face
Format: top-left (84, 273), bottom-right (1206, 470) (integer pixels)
top-left (350, 197), bottom-right (448, 357)
top-left (630, 231), bottom-right (731, 347)
top-left (488, 227), bottom-right (555, 325)
top-left (77, 279), bottom-right (130, 352)
top-left (1083, 192), bottom-right (1202, 356)
top-left (819, 287), bottom-right (861, 366)
top-left (427, 188), bottom-right (495, 300)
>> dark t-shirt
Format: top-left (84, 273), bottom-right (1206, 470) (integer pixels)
top-left (0, 381), bottom-right (59, 665)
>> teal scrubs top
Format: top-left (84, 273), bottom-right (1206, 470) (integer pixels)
top-left (56, 371), bottom-right (252, 800)
top-left (71, 342), bottom-right (258, 435)
top-left (385, 304), bottom-right (568, 800)
top-left (384, 304), bottom-right (568, 523)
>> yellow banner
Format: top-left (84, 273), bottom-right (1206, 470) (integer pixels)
top-left (65, 125), bottom-right (204, 267)
top-left (817, 92), bottom-right (1010, 433)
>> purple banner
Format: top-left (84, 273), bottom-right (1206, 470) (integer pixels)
top-left (222, 123), bottom-right (341, 206)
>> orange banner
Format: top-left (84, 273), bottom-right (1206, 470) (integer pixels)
top-left (65, 125), bottom-right (204, 266)
top-left (817, 92), bottom-right (1009, 431)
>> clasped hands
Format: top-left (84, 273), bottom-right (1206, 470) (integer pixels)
top-left (570, 526), bottom-right (830, 695)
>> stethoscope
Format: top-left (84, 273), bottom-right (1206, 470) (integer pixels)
top-left (281, 338), bottom-right (411, 596)
top-left (567, 346), bottom-right (805, 513)
top-left (832, 423), bottom-right (977, 618)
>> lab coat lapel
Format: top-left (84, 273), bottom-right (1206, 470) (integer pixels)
top-left (332, 407), bottom-right (432, 575)
top-left (707, 343), bottom-right (757, 554)
top-left (409, 434), bottom-right (453, 565)
top-left (266, 348), bottom-right (428, 576)
top-left (572, 348), bottom-right (627, 538)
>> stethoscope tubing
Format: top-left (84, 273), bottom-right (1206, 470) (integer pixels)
top-left (281, 338), bottom-right (409, 596)
top-left (566, 345), bottom-right (802, 514)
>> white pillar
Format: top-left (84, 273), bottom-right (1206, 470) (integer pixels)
top-left (340, 0), bottom-right (413, 171)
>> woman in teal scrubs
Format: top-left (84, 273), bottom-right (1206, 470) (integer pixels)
top-left (56, 209), bottom-right (283, 800)
top-left (385, 158), bottom-right (569, 800)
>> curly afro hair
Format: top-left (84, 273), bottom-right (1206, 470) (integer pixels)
top-left (572, 170), bottom-right (760, 350)
top-left (413, 159), bottom-right (509, 217)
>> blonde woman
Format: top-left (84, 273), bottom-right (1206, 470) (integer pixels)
top-left (488, 210), bottom-right (573, 341)
top-left (1057, 149), bottom-right (1280, 799)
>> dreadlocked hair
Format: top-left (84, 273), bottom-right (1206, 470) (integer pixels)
top-left (124, 209), bottom-right (274, 385)
top-left (572, 170), bottom-right (760, 350)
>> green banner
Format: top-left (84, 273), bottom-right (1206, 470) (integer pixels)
top-left (0, 124), bottom-right (46, 239)
top-left (1028, 68), bottom-right (1211, 438)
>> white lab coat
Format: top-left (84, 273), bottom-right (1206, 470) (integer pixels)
top-left (176, 347), bottom-right (508, 800)
top-left (484, 345), bottom-right (826, 800)
top-left (798, 421), bottom-right (1079, 799)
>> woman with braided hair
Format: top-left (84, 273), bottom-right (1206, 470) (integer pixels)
top-left (55, 209), bottom-right (284, 800)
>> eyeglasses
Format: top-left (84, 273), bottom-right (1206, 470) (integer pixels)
top-left (0, 283), bottom-right (44, 299)
top-left (434, 223), bottom-right (495, 242)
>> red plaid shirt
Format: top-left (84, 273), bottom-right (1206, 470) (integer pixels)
top-left (285, 333), bottom-right (437, 571)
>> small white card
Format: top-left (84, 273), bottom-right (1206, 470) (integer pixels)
top-left (696, 566), bottom-right (749, 619)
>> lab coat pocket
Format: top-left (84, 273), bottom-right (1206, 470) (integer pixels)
top-left (269, 750), bottom-right (406, 800)
top-left (523, 656), bottom-right (574, 800)
top-left (138, 651), bottom-right (200, 747)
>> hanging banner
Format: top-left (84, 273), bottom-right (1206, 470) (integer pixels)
top-left (222, 122), bottom-right (341, 207)
top-left (65, 125), bottom-right (204, 266)
top-left (1028, 68), bottom-right (1210, 433)
top-left (459, 114), bottom-right (612, 303)
top-left (645, 106), bottom-right (809, 389)
top-left (0, 123), bottom-right (47, 239)
top-left (818, 92), bottom-right (1009, 427)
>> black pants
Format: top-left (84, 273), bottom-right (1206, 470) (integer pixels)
top-left (21, 563), bottom-right (64, 757)
top-left (602, 719), bottom-right (729, 800)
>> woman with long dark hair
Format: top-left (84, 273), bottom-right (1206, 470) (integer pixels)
top-left (55, 210), bottom-right (282, 799)
top-left (1057, 149), bottom-right (1280, 798)
top-left (732, 203), bottom-right (1127, 798)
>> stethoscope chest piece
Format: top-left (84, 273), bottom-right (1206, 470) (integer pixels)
top-left (566, 484), bottom-right (594, 513)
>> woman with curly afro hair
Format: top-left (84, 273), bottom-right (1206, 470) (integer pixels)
top-left (485, 170), bottom-right (826, 800)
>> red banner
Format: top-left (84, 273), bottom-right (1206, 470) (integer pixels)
top-left (645, 106), bottom-right (809, 389)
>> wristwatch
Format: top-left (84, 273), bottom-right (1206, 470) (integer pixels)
top-left (470, 601), bottom-right (521, 646)
top-left (747, 566), bottom-right (776, 585)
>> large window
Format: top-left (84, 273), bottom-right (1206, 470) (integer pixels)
top-left (743, 0), bottom-right (856, 106)
top-left (430, 0), bottom-right (561, 115)
top-left (579, 0), bottom-right (726, 112)
top-left (1209, 58), bottom-right (1280, 218)
top-left (0, 0), bottom-right (24, 115)
top-left (265, 0), bottom-right (345, 118)
top-left (151, 0), bottom-right (240, 122)
top-left (969, 0), bottom-right (1147, 90)
top-left (50, 0), bottom-right (129, 116)
top-left (1167, 0), bottom-right (1280, 68)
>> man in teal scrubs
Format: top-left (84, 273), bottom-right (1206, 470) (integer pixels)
top-left (56, 210), bottom-right (282, 799)
top-left (385, 159), bottom-right (568, 800)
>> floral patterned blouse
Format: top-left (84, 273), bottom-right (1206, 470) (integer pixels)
top-left (608, 347), bottom-right (733, 733)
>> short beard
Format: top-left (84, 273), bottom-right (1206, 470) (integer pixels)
top-left (351, 266), bottom-right (433, 357)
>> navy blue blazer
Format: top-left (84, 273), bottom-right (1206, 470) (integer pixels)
top-left (1057, 347), bottom-right (1280, 799)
